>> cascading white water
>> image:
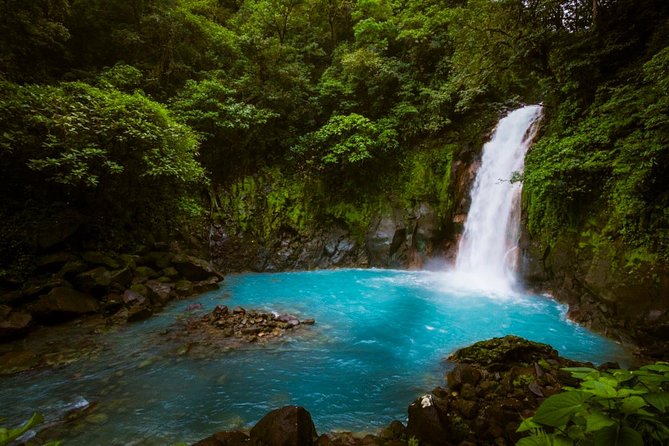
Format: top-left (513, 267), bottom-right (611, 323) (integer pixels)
top-left (453, 105), bottom-right (543, 294)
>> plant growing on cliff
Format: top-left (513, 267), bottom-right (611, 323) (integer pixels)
top-left (517, 363), bottom-right (669, 446)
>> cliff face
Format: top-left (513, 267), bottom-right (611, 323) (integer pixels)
top-left (519, 208), bottom-right (669, 358)
top-left (208, 137), bottom-right (482, 273)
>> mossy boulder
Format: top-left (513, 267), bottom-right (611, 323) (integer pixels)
top-left (140, 251), bottom-right (174, 269)
top-left (82, 252), bottom-right (121, 269)
top-left (74, 267), bottom-right (113, 293)
top-left (172, 254), bottom-right (223, 281)
top-left (30, 287), bottom-right (99, 323)
top-left (449, 335), bottom-right (558, 370)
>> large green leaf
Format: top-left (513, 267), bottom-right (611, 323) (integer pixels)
top-left (562, 367), bottom-right (599, 380)
top-left (533, 391), bottom-right (592, 427)
top-left (594, 425), bottom-right (643, 446)
top-left (585, 409), bottom-right (615, 433)
top-left (644, 392), bottom-right (669, 412)
top-left (620, 396), bottom-right (646, 413)
top-left (517, 417), bottom-right (541, 433)
top-left (580, 380), bottom-right (617, 398)
top-left (640, 363), bottom-right (669, 373)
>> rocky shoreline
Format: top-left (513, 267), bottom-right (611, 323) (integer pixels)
top-left (0, 247), bottom-right (224, 374)
top-left (192, 336), bottom-right (607, 446)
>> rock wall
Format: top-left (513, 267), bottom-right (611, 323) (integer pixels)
top-left (209, 201), bottom-right (450, 272)
top-left (519, 220), bottom-right (669, 358)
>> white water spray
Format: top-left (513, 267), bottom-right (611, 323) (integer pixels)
top-left (453, 105), bottom-right (543, 294)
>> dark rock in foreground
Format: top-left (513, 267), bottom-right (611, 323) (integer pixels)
top-left (251, 406), bottom-right (318, 446)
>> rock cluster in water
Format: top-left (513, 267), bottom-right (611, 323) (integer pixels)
top-left (193, 336), bottom-right (608, 446)
top-left (164, 305), bottom-right (315, 353)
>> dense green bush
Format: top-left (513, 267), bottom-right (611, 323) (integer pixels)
top-left (0, 80), bottom-right (206, 246)
top-left (518, 364), bottom-right (669, 446)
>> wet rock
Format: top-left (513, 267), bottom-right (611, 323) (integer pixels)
top-left (250, 406), bottom-right (318, 446)
top-left (0, 310), bottom-right (32, 342)
top-left (110, 307), bottom-right (129, 324)
top-left (175, 279), bottom-right (194, 296)
top-left (194, 431), bottom-right (250, 446)
top-left (145, 280), bottom-right (173, 306)
top-left (0, 350), bottom-right (39, 374)
top-left (193, 276), bottom-right (221, 294)
top-left (447, 364), bottom-right (482, 391)
top-left (126, 303), bottom-right (152, 322)
top-left (379, 420), bottom-right (406, 441)
top-left (31, 287), bottom-right (99, 323)
top-left (406, 394), bottom-right (451, 445)
top-left (172, 254), bottom-right (223, 282)
top-left (122, 289), bottom-right (146, 306)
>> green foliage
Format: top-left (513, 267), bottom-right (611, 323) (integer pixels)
top-left (0, 413), bottom-right (61, 446)
top-left (518, 364), bottom-right (669, 446)
top-left (293, 113), bottom-right (397, 171)
top-left (0, 80), bottom-right (206, 247)
top-left (523, 43), bottom-right (669, 260)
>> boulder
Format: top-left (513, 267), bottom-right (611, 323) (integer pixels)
top-left (75, 267), bottom-right (112, 294)
top-left (0, 350), bottom-right (39, 375)
top-left (0, 290), bottom-right (23, 306)
top-left (446, 364), bottom-right (482, 391)
top-left (172, 254), bottom-right (223, 282)
top-left (193, 277), bottom-right (221, 294)
top-left (145, 280), bottom-right (173, 306)
top-left (35, 252), bottom-right (77, 273)
top-left (135, 266), bottom-right (159, 280)
top-left (140, 251), bottom-right (174, 270)
top-left (57, 260), bottom-right (89, 280)
top-left (162, 267), bottom-right (179, 277)
top-left (123, 289), bottom-right (146, 305)
top-left (193, 431), bottom-right (250, 446)
top-left (82, 252), bottom-right (121, 269)
top-left (0, 310), bottom-right (32, 342)
top-left (102, 294), bottom-right (124, 313)
top-left (31, 287), bottom-right (99, 323)
top-left (126, 303), bottom-right (152, 322)
top-left (22, 277), bottom-right (70, 298)
top-left (406, 394), bottom-right (451, 446)
top-left (250, 406), bottom-right (318, 446)
top-left (449, 335), bottom-right (557, 370)
top-left (110, 268), bottom-right (133, 288)
top-left (379, 420), bottom-right (406, 441)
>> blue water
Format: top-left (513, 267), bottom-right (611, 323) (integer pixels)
top-left (0, 269), bottom-right (628, 445)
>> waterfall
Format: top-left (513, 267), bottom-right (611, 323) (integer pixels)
top-left (453, 105), bottom-right (543, 294)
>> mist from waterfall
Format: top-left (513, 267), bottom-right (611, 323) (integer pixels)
top-left (452, 105), bottom-right (543, 294)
